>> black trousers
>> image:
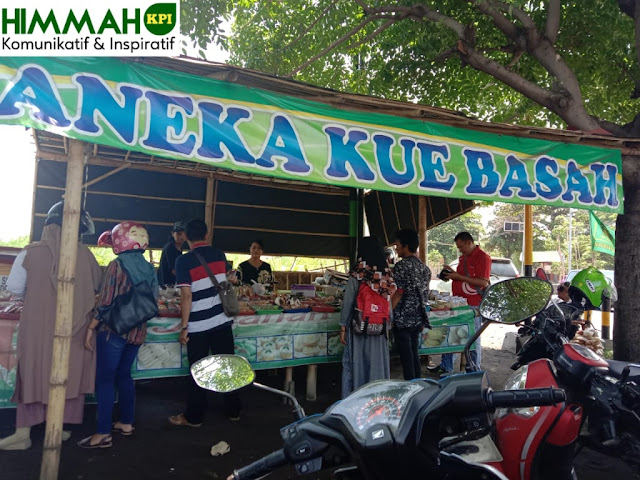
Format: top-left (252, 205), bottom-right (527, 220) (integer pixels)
top-left (184, 323), bottom-right (241, 423)
top-left (394, 325), bottom-right (422, 380)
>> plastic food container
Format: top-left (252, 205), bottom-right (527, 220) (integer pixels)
top-left (291, 284), bottom-right (316, 297)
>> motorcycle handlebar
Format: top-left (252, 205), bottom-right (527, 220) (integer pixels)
top-left (486, 387), bottom-right (566, 410)
top-left (230, 449), bottom-right (288, 480)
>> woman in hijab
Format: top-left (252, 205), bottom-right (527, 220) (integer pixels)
top-left (0, 201), bottom-right (102, 450)
top-left (339, 237), bottom-right (394, 398)
top-left (78, 222), bottom-right (158, 449)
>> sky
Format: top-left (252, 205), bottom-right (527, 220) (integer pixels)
top-left (0, 38), bottom-right (230, 243)
top-left (0, 126), bottom-right (37, 241)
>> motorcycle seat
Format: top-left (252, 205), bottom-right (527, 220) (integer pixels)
top-left (606, 360), bottom-right (640, 383)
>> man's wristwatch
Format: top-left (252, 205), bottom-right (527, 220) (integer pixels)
top-left (181, 326), bottom-right (188, 332)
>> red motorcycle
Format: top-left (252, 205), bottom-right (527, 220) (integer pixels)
top-left (459, 276), bottom-right (640, 480)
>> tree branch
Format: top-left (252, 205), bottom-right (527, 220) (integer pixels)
top-left (281, 2), bottom-right (337, 52)
top-left (472, 0), bottom-right (519, 41)
top-left (545, 0), bottom-right (561, 43)
top-left (286, 15), bottom-right (381, 77)
top-left (345, 19), bottom-right (396, 53)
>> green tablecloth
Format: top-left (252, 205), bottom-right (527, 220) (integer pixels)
top-left (0, 308), bottom-right (476, 406)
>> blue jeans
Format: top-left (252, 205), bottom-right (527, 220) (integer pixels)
top-left (441, 315), bottom-right (482, 372)
top-left (96, 331), bottom-right (140, 434)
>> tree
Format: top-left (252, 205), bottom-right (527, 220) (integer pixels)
top-left (181, 1), bottom-right (640, 361)
top-left (427, 211), bottom-right (485, 264)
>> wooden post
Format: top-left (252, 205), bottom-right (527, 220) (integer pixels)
top-left (205, 174), bottom-right (214, 233)
top-left (40, 139), bottom-right (85, 480)
top-left (306, 365), bottom-right (317, 401)
top-left (418, 197), bottom-right (427, 263)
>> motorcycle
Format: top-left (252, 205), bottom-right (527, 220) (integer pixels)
top-left (190, 277), bottom-right (568, 480)
top-left (492, 281), bottom-right (640, 475)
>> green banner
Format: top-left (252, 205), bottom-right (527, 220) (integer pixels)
top-left (0, 57), bottom-right (624, 213)
top-left (590, 211), bottom-right (616, 256)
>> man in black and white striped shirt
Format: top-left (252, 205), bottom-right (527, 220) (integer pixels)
top-left (169, 219), bottom-right (240, 427)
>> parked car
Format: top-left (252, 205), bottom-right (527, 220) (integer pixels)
top-left (564, 269), bottom-right (614, 286)
top-left (430, 257), bottom-right (518, 293)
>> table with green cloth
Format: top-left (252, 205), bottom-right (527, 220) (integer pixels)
top-left (0, 308), bottom-right (476, 407)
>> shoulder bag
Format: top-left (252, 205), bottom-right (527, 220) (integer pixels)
top-left (193, 250), bottom-right (239, 317)
top-left (97, 261), bottom-right (159, 335)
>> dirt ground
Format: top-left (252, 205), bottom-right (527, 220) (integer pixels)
top-left (1, 333), bottom-right (638, 480)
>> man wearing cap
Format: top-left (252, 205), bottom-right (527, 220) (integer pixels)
top-left (158, 221), bottom-right (187, 286)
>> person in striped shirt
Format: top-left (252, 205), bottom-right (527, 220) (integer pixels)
top-left (168, 219), bottom-right (240, 427)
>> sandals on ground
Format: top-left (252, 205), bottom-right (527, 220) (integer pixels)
top-left (77, 435), bottom-right (112, 449)
top-left (112, 423), bottom-right (135, 436)
top-left (168, 413), bottom-right (202, 428)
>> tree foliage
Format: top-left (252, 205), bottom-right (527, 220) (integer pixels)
top-left (182, 0), bottom-right (640, 132)
top-left (180, 1), bottom-right (640, 360)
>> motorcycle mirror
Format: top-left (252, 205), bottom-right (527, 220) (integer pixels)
top-left (191, 354), bottom-right (255, 393)
top-left (479, 277), bottom-right (552, 324)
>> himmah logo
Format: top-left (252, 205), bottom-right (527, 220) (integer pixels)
top-left (370, 304), bottom-right (379, 313)
top-left (0, 1), bottom-right (181, 56)
top-left (0, 3), bottom-right (177, 35)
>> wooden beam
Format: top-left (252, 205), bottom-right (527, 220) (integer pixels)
top-left (40, 139), bottom-right (85, 480)
top-left (213, 225), bottom-right (350, 237)
top-left (215, 201), bottom-right (349, 216)
top-left (81, 164), bottom-right (128, 189)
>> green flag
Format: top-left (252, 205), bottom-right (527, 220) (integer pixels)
top-left (590, 211), bottom-right (616, 256)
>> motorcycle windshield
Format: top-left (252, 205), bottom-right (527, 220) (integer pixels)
top-left (326, 380), bottom-right (429, 440)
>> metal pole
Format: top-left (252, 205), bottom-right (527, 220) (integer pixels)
top-left (524, 205), bottom-right (533, 276)
top-left (601, 297), bottom-right (611, 340)
top-left (568, 209), bottom-right (573, 272)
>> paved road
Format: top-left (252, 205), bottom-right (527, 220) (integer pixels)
top-left (0, 343), bottom-right (636, 480)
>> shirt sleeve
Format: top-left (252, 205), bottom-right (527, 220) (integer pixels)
top-left (393, 261), bottom-right (408, 290)
top-left (174, 254), bottom-right (190, 288)
top-left (477, 253), bottom-right (491, 279)
top-left (6, 249), bottom-right (27, 297)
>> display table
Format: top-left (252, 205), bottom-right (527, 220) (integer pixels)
top-left (0, 308), bottom-right (475, 407)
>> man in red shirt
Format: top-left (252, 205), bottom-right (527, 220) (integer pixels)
top-left (430, 232), bottom-right (491, 373)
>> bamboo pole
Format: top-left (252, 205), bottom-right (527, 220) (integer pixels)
top-left (418, 197), bottom-right (427, 263)
top-left (40, 139), bottom-right (86, 480)
top-left (205, 174), bottom-right (214, 233)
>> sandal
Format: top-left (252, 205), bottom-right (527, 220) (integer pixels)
top-left (77, 435), bottom-right (112, 449)
top-left (112, 423), bottom-right (135, 436)
top-left (168, 413), bottom-right (202, 428)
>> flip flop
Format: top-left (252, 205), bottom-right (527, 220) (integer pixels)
top-left (168, 413), bottom-right (202, 428)
top-left (77, 435), bottom-right (112, 449)
top-left (112, 423), bottom-right (135, 436)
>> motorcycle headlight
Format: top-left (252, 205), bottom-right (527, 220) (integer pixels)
top-left (495, 365), bottom-right (540, 419)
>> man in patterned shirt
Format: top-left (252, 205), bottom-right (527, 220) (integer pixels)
top-left (391, 229), bottom-right (431, 380)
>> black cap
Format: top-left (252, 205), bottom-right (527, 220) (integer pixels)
top-left (172, 221), bottom-right (185, 232)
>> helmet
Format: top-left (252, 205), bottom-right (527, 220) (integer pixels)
top-left (171, 221), bottom-right (186, 233)
top-left (98, 222), bottom-right (149, 254)
top-left (45, 201), bottom-right (95, 235)
top-left (568, 266), bottom-right (617, 309)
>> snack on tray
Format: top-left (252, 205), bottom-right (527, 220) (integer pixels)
top-left (447, 325), bottom-right (469, 346)
top-left (422, 327), bottom-right (448, 348)
top-left (293, 333), bottom-right (327, 358)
